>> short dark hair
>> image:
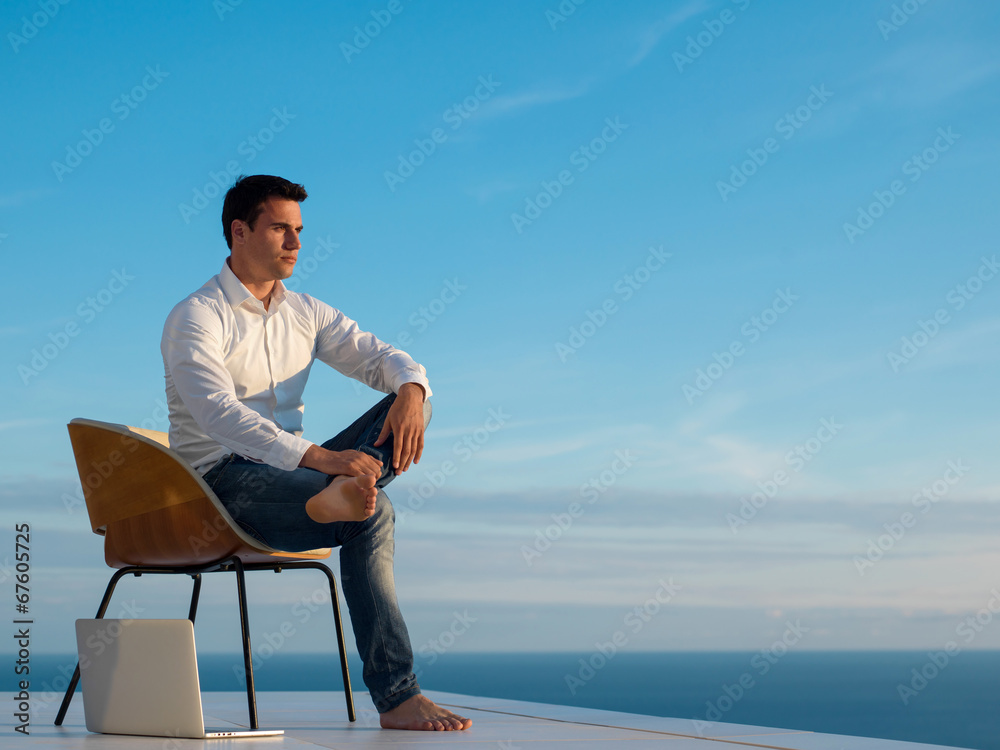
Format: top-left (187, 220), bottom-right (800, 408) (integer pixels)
top-left (221, 175), bottom-right (308, 249)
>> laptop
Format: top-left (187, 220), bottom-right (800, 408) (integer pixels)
top-left (75, 618), bottom-right (283, 739)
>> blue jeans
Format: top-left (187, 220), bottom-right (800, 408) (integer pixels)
top-left (202, 394), bottom-right (431, 713)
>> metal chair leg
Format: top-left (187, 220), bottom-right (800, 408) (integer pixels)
top-left (311, 563), bottom-right (355, 722)
top-left (259, 561), bottom-right (355, 721)
top-left (232, 557), bottom-right (259, 729)
top-left (54, 567), bottom-right (134, 726)
top-left (252, 561), bottom-right (355, 722)
top-left (187, 574), bottom-right (203, 623)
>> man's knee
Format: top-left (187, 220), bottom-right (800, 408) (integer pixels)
top-left (370, 490), bottom-right (395, 529)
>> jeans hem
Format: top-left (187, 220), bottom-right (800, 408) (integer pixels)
top-left (376, 685), bottom-right (422, 714)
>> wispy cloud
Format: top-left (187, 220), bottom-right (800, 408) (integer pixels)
top-left (427, 416), bottom-right (548, 441)
top-left (474, 435), bottom-right (596, 463)
top-left (695, 433), bottom-right (786, 480)
top-left (474, 81), bottom-right (593, 121)
top-left (907, 316), bottom-right (1000, 371)
top-left (0, 418), bottom-right (51, 432)
top-left (0, 188), bottom-right (53, 208)
top-left (465, 179), bottom-right (523, 204)
top-left (629, 0), bottom-right (712, 67)
top-left (858, 40), bottom-right (1000, 109)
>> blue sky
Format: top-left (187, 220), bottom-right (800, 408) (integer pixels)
top-left (2, 0), bottom-right (1000, 667)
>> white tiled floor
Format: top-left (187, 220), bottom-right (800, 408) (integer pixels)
top-left (3, 690), bottom-right (966, 750)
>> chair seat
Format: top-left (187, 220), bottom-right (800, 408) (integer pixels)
top-left (67, 418), bottom-right (332, 567)
top-left (104, 496), bottom-right (330, 567)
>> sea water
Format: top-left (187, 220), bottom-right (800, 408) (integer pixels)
top-left (16, 651), bottom-right (999, 749)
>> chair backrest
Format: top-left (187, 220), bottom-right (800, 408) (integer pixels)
top-left (67, 418), bottom-right (329, 567)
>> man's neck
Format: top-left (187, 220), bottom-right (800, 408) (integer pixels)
top-left (227, 256), bottom-right (275, 309)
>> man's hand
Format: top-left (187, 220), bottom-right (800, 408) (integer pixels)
top-left (374, 383), bottom-right (426, 473)
top-left (299, 445), bottom-right (383, 477)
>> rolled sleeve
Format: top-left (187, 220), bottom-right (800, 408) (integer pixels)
top-left (312, 297), bottom-right (432, 399)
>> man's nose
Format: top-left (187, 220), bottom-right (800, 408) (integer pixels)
top-left (286, 231), bottom-right (301, 249)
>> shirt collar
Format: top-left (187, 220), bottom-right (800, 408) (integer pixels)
top-left (270, 278), bottom-right (288, 308)
top-left (220, 257), bottom-right (288, 311)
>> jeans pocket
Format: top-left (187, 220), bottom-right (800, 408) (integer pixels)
top-left (205, 453), bottom-right (236, 491)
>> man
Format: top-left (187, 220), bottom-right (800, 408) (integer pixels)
top-left (161, 174), bottom-right (471, 731)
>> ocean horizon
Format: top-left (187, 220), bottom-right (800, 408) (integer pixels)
top-left (10, 650), bottom-right (999, 749)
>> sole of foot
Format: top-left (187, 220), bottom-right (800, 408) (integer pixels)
top-left (305, 474), bottom-right (377, 523)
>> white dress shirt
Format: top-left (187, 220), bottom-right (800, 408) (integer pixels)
top-left (161, 259), bottom-right (431, 475)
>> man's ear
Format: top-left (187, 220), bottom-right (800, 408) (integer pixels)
top-left (231, 219), bottom-right (246, 245)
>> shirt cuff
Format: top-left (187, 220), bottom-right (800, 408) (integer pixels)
top-left (394, 372), bottom-right (432, 400)
top-left (265, 431), bottom-right (315, 472)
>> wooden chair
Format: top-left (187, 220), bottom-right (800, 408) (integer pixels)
top-left (54, 418), bottom-right (356, 728)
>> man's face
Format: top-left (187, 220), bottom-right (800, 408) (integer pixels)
top-left (231, 197), bottom-right (303, 284)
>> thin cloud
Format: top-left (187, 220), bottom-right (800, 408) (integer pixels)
top-left (0, 418), bottom-right (51, 432)
top-left (465, 179), bottom-right (523, 204)
top-left (858, 40), bottom-right (1000, 109)
top-left (907, 316), bottom-right (1000, 371)
top-left (473, 435), bottom-right (596, 463)
top-left (0, 188), bottom-right (53, 208)
top-left (474, 81), bottom-right (593, 121)
top-left (629, 0), bottom-right (713, 67)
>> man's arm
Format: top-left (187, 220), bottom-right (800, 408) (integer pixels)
top-left (297, 443), bottom-right (383, 476)
top-left (311, 301), bottom-right (431, 398)
top-left (311, 300), bottom-right (432, 473)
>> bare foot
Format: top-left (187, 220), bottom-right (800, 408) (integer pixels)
top-left (305, 474), bottom-right (377, 523)
top-left (379, 694), bottom-right (472, 731)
